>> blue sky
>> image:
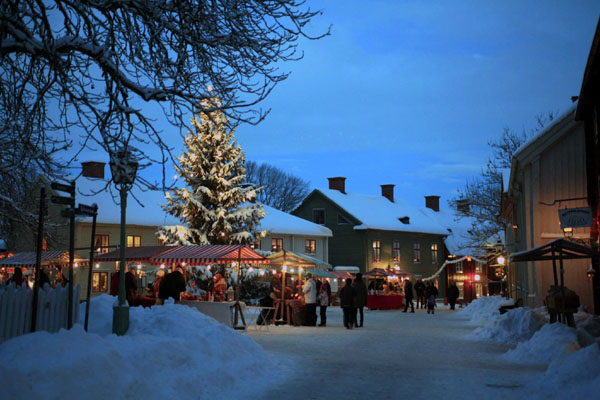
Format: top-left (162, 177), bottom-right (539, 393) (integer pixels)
top-left (229, 1), bottom-right (599, 209)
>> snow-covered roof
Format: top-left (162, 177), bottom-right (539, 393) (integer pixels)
top-left (258, 205), bottom-right (332, 237)
top-left (74, 177), bottom-right (180, 226)
top-left (314, 189), bottom-right (448, 236)
top-left (421, 208), bottom-right (479, 255)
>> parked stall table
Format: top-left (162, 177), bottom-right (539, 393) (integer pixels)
top-left (366, 294), bottom-right (403, 310)
top-left (179, 300), bottom-right (246, 328)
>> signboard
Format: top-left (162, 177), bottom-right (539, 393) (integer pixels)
top-left (559, 207), bottom-right (593, 229)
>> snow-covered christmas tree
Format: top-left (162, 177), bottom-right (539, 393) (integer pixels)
top-left (159, 97), bottom-right (265, 245)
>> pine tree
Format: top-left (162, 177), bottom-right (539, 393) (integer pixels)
top-left (159, 98), bottom-right (265, 245)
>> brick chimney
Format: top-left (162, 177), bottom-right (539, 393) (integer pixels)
top-left (457, 199), bottom-right (470, 214)
top-left (425, 195), bottom-right (440, 212)
top-left (328, 177), bottom-right (346, 194)
top-left (381, 184), bottom-right (395, 202)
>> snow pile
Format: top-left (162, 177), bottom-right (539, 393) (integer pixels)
top-left (0, 295), bottom-right (281, 400)
top-left (532, 342), bottom-right (600, 398)
top-left (502, 322), bottom-right (580, 365)
top-left (455, 295), bottom-right (514, 325)
top-left (468, 307), bottom-right (546, 345)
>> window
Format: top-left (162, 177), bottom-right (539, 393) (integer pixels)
top-left (271, 238), bottom-right (283, 252)
top-left (312, 209), bottom-right (325, 225)
top-left (413, 243), bottom-right (421, 263)
top-left (305, 239), bottom-right (316, 255)
top-left (127, 235), bottom-right (141, 247)
top-left (250, 238), bottom-right (261, 250)
top-left (372, 240), bottom-right (381, 262)
top-left (94, 235), bottom-right (110, 254)
top-left (431, 243), bottom-right (438, 264)
top-left (93, 272), bottom-right (108, 292)
top-left (393, 240), bottom-right (401, 262)
top-left (455, 261), bottom-right (463, 273)
top-left (475, 263), bottom-right (482, 273)
top-left (456, 282), bottom-right (465, 299)
top-left (337, 213), bottom-right (351, 225)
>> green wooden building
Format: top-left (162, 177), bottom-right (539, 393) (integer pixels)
top-left (292, 177), bottom-right (449, 284)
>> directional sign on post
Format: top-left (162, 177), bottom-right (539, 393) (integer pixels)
top-left (76, 203), bottom-right (97, 217)
top-left (51, 182), bottom-right (75, 195)
top-left (51, 195), bottom-right (75, 205)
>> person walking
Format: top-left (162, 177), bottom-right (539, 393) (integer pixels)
top-left (318, 277), bottom-right (331, 326)
top-left (402, 278), bottom-right (415, 313)
top-left (339, 278), bottom-right (356, 329)
top-left (447, 281), bottom-right (459, 310)
top-left (302, 273), bottom-right (318, 326)
top-left (353, 273), bottom-right (368, 327)
top-left (414, 279), bottom-right (426, 309)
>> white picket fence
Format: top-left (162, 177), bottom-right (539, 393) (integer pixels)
top-left (0, 283), bottom-right (80, 342)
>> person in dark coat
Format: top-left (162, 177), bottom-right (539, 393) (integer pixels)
top-left (159, 265), bottom-right (187, 303)
top-left (318, 277), bottom-right (331, 326)
top-left (125, 269), bottom-right (139, 306)
top-left (447, 281), bottom-right (460, 310)
top-left (353, 273), bottom-right (368, 327)
top-left (414, 279), bottom-right (426, 309)
top-left (402, 278), bottom-right (415, 313)
top-left (9, 267), bottom-right (27, 287)
top-left (339, 278), bottom-right (356, 329)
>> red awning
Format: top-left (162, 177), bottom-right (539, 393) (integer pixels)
top-left (95, 246), bottom-right (179, 263)
top-left (0, 250), bottom-right (89, 268)
top-left (150, 245), bottom-right (269, 265)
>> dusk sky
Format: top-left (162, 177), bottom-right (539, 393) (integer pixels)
top-left (230, 1), bottom-right (599, 209)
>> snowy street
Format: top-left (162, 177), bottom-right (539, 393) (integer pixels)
top-left (249, 307), bottom-right (546, 400)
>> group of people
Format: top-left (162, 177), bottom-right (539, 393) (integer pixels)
top-left (338, 273), bottom-right (368, 329)
top-left (123, 265), bottom-right (186, 307)
top-left (405, 278), bottom-right (439, 314)
top-left (1, 266), bottom-right (69, 290)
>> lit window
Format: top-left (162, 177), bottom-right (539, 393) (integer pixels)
top-left (305, 239), bottom-right (316, 255)
top-left (475, 263), bottom-right (482, 273)
top-left (372, 240), bottom-right (381, 262)
top-left (456, 261), bottom-right (463, 273)
top-left (313, 209), bottom-right (325, 225)
top-left (127, 235), bottom-right (141, 247)
top-left (92, 272), bottom-right (108, 292)
top-left (413, 243), bottom-right (421, 263)
top-left (94, 235), bottom-right (110, 254)
top-left (393, 240), bottom-right (401, 262)
top-left (271, 238), bottom-right (283, 252)
top-left (431, 243), bottom-right (438, 264)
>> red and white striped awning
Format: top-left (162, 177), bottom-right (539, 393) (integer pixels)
top-left (150, 245), bottom-right (269, 265)
top-left (95, 246), bottom-right (179, 263)
top-left (0, 250), bottom-right (89, 268)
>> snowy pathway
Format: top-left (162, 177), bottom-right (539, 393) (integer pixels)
top-left (248, 307), bottom-right (546, 400)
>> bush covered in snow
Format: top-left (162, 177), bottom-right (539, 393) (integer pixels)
top-left (0, 295), bottom-right (281, 400)
top-left (502, 322), bottom-right (580, 365)
top-left (468, 307), bottom-right (546, 345)
top-left (455, 295), bottom-right (514, 325)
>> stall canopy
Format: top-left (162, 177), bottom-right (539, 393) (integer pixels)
top-left (509, 239), bottom-right (598, 262)
top-left (150, 245), bottom-right (268, 265)
top-left (363, 267), bottom-right (391, 278)
top-left (95, 246), bottom-right (177, 263)
top-left (0, 250), bottom-right (89, 269)
top-left (267, 250), bottom-right (331, 270)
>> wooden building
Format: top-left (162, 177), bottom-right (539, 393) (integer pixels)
top-left (292, 178), bottom-right (448, 290)
top-left (504, 106), bottom-right (595, 312)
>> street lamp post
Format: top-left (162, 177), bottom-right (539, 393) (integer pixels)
top-left (110, 149), bottom-right (139, 336)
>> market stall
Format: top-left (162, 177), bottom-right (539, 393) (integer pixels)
top-left (364, 267), bottom-right (405, 310)
top-left (0, 250), bottom-right (89, 287)
top-left (150, 244), bottom-right (269, 329)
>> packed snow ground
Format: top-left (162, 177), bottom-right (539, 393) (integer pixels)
top-left (1, 295), bottom-right (598, 399)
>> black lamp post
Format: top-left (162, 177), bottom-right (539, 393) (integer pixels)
top-left (109, 149), bottom-right (139, 336)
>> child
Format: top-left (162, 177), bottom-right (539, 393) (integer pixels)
top-left (426, 294), bottom-right (436, 314)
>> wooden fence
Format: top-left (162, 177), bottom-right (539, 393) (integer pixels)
top-left (0, 283), bottom-right (80, 342)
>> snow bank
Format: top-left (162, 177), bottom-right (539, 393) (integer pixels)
top-left (502, 322), bottom-right (580, 365)
top-left (534, 342), bottom-right (600, 398)
top-left (455, 295), bottom-right (514, 325)
top-left (0, 295), bottom-right (280, 400)
top-left (468, 307), bottom-right (546, 345)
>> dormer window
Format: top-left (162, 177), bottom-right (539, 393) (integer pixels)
top-left (337, 213), bottom-right (351, 225)
top-left (399, 216), bottom-right (410, 224)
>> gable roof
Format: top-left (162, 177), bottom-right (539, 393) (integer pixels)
top-left (258, 205), bottom-right (332, 237)
top-left (310, 188), bottom-right (448, 236)
top-left (421, 208), bottom-right (485, 256)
